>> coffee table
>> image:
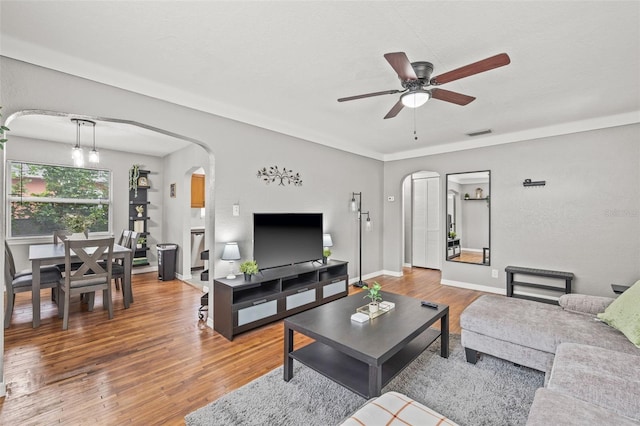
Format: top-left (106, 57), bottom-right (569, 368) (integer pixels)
top-left (284, 291), bottom-right (449, 398)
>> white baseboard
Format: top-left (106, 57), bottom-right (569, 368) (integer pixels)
top-left (381, 269), bottom-right (403, 278)
top-left (403, 262), bottom-right (412, 268)
top-left (132, 266), bottom-right (157, 275)
top-left (441, 279), bottom-right (505, 295)
top-left (176, 271), bottom-right (191, 281)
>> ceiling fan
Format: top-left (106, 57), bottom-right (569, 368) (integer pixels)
top-left (338, 52), bottom-right (510, 119)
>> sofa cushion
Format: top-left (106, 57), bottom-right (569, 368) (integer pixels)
top-left (597, 280), bottom-right (640, 348)
top-left (558, 293), bottom-right (614, 316)
top-left (340, 391), bottom-right (458, 426)
top-left (548, 343), bottom-right (640, 420)
top-left (461, 295), bottom-right (638, 356)
top-left (526, 388), bottom-right (640, 426)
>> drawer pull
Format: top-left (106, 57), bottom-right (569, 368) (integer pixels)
top-left (297, 288), bottom-right (309, 293)
top-left (252, 299), bottom-right (268, 306)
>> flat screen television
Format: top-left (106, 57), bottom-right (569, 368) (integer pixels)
top-left (253, 213), bottom-right (323, 270)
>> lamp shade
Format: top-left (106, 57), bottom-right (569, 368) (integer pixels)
top-left (221, 242), bottom-right (241, 260)
top-left (401, 89), bottom-right (430, 108)
top-left (323, 233), bottom-right (333, 247)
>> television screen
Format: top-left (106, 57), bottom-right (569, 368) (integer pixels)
top-left (253, 213), bottom-right (323, 270)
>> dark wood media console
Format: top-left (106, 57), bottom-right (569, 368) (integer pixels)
top-left (213, 260), bottom-right (348, 340)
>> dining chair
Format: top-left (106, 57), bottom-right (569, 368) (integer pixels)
top-left (4, 241), bottom-right (62, 328)
top-left (103, 231), bottom-right (138, 304)
top-left (53, 229), bottom-right (88, 272)
top-left (57, 237), bottom-right (114, 330)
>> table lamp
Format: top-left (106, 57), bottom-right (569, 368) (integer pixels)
top-left (221, 242), bottom-right (241, 279)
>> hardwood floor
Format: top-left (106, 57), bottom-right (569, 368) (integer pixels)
top-left (0, 267), bottom-right (485, 425)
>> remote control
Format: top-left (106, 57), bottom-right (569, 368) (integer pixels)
top-left (421, 301), bottom-right (438, 309)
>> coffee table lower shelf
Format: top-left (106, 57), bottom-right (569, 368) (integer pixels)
top-left (289, 328), bottom-right (441, 398)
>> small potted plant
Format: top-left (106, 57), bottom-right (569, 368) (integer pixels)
top-left (464, 193), bottom-right (470, 200)
top-left (63, 214), bottom-right (93, 239)
top-left (135, 205), bottom-right (145, 217)
top-left (136, 236), bottom-right (146, 249)
top-left (362, 281), bottom-right (383, 313)
top-left (129, 164), bottom-right (142, 197)
top-left (240, 260), bottom-right (259, 281)
top-left (448, 231), bottom-right (457, 239)
top-left (322, 247), bottom-right (332, 264)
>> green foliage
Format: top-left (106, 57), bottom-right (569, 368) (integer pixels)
top-left (129, 164), bottom-right (142, 196)
top-left (362, 281), bottom-right (382, 304)
top-left (448, 231), bottom-right (457, 239)
top-left (240, 260), bottom-right (259, 275)
top-left (64, 214), bottom-right (93, 233)
top-left (0, 106), bottom-right (9, 149)
top-left (323, 248), bottom-right (332, 257)
top-left (10, 162), bottom-right (109, 236)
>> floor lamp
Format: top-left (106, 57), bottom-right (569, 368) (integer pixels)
top-left (351, 192), bottom-right (372, 288)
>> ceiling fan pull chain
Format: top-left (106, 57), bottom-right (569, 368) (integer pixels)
top-left (413, 107), bottom-right (418, 140)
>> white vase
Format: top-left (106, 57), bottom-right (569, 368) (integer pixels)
top-left (369, 303), bottom-right (379, 313)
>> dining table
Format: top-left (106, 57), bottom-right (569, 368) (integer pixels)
top-left (28, 242), bottom-right (133, 328)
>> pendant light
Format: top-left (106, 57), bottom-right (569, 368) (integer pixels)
top-left (70, 118), bottom-right (98, 167)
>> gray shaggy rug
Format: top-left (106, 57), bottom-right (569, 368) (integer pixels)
top-left (185, 335), bottom-right (544, 425)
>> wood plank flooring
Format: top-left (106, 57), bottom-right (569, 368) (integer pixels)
top-left (0, 267), bottom-right (485, 425)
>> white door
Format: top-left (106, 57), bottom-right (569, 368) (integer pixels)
top-left (412, 176), bottom-right (440, 269)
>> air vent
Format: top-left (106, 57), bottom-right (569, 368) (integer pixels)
top-left (466, 129), bottom-right (492, 137)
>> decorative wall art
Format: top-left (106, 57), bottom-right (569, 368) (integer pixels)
top-left (257, 166), bottom-right (303, 186)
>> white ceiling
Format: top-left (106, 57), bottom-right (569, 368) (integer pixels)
top-left (1, 1), bottom-right (639, 161)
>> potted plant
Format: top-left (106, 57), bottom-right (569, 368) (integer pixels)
top-left (63, 214), bottom-right (93, 239)
top-left (464, 193), bottom-right (470, 200)
top-left (322, 247), bottom-right (332, 264)
top-left (0, 106), bottom-right (9, 150)
top-left (136, 236), bottom-right (146, 249)
top-left (135, 205), bottom-right (145, 217)
top-left (129, 164), bottom-right (142, 197)
top-left (362, 281), bottom-right (383, 313)
top-left (448, 231), bottom-right (457, 239)
top-left (240, 260), bottom-right (259, 281)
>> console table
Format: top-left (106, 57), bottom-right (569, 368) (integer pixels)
top-left (506, 266), bottom-right (574, 305)
top-left (214, 260), bottom-right (348, 340)
top-left (447, 238), bottom-right (461, 259)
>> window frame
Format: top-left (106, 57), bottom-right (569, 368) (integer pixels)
top-left (7, 160), bottom-right (113, 240)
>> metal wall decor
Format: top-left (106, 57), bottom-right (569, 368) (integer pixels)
top-left (257, 166), bottom-right (303, 186)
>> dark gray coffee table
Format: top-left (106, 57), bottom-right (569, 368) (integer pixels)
top-left (284, 291), bottom-right (448, 398)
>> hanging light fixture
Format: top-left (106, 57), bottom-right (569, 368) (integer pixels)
top-left (88, 119), bottom-right (99, 163)
top-left (401, 89), bottom-right (431, 108)
top-left (70, 118), bottom-right (97, 167)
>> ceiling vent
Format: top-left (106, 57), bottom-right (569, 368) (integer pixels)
top-left (466, 129), bottom-right (492, 137)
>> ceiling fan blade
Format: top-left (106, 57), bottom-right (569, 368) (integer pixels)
top-left (384, 52), bottom-right (418, 81)
top-left (431, 88), bottom-right (476, 106)
top-left (337, 89), bottom-right (403, 102)
top-left (430, 53), bottom-right (511, 85)
top-left (384, 99), bottom-right (404, 119)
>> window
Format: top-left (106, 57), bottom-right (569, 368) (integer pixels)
top-left (9, 161), bottom-right (111, 238)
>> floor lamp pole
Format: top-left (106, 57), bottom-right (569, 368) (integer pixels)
top-left (352, 192), bottom-right (370, 288)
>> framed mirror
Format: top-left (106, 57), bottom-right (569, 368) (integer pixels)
top-left (446, 171), bottom-right (490, 265)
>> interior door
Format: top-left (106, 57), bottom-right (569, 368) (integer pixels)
top-left (412, 176), bottom-right (440, 269)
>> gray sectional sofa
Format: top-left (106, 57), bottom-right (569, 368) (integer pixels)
top-left (460, 293), bottom-right (640, 425)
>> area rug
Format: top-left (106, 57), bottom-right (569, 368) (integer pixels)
top-left (185, 335), bottom-right (544, 425)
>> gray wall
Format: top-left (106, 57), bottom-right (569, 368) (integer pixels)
top-left (383, 124), bottom-right (640, 297)
top-left (5, 135), bottom-right (163, 270)
top-left (460, 182), bottom-right (489, 250)
top-left (0, 56), bottom-right (384, 284)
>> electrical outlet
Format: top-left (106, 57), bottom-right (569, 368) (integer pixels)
top-left (491, 269), bottom-right (499, 279)
top-left (232, 204), bottom-right (240, 216)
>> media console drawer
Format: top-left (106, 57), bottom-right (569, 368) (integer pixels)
top-left (286, 288), bottom-right (316, 310)
top-left (237, 299), bottom-right (278, 326)
top-left (323, 279), bottom-right (347, 298)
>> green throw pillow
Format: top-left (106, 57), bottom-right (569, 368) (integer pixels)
top-left (597, 280), bottom-right (640, 348)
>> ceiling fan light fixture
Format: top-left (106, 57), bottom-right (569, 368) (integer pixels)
top-left (401, 89), bottom-right (430, 108)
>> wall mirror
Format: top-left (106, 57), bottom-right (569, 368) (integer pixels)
top-left (446, 171), bottom-right (490, 265)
